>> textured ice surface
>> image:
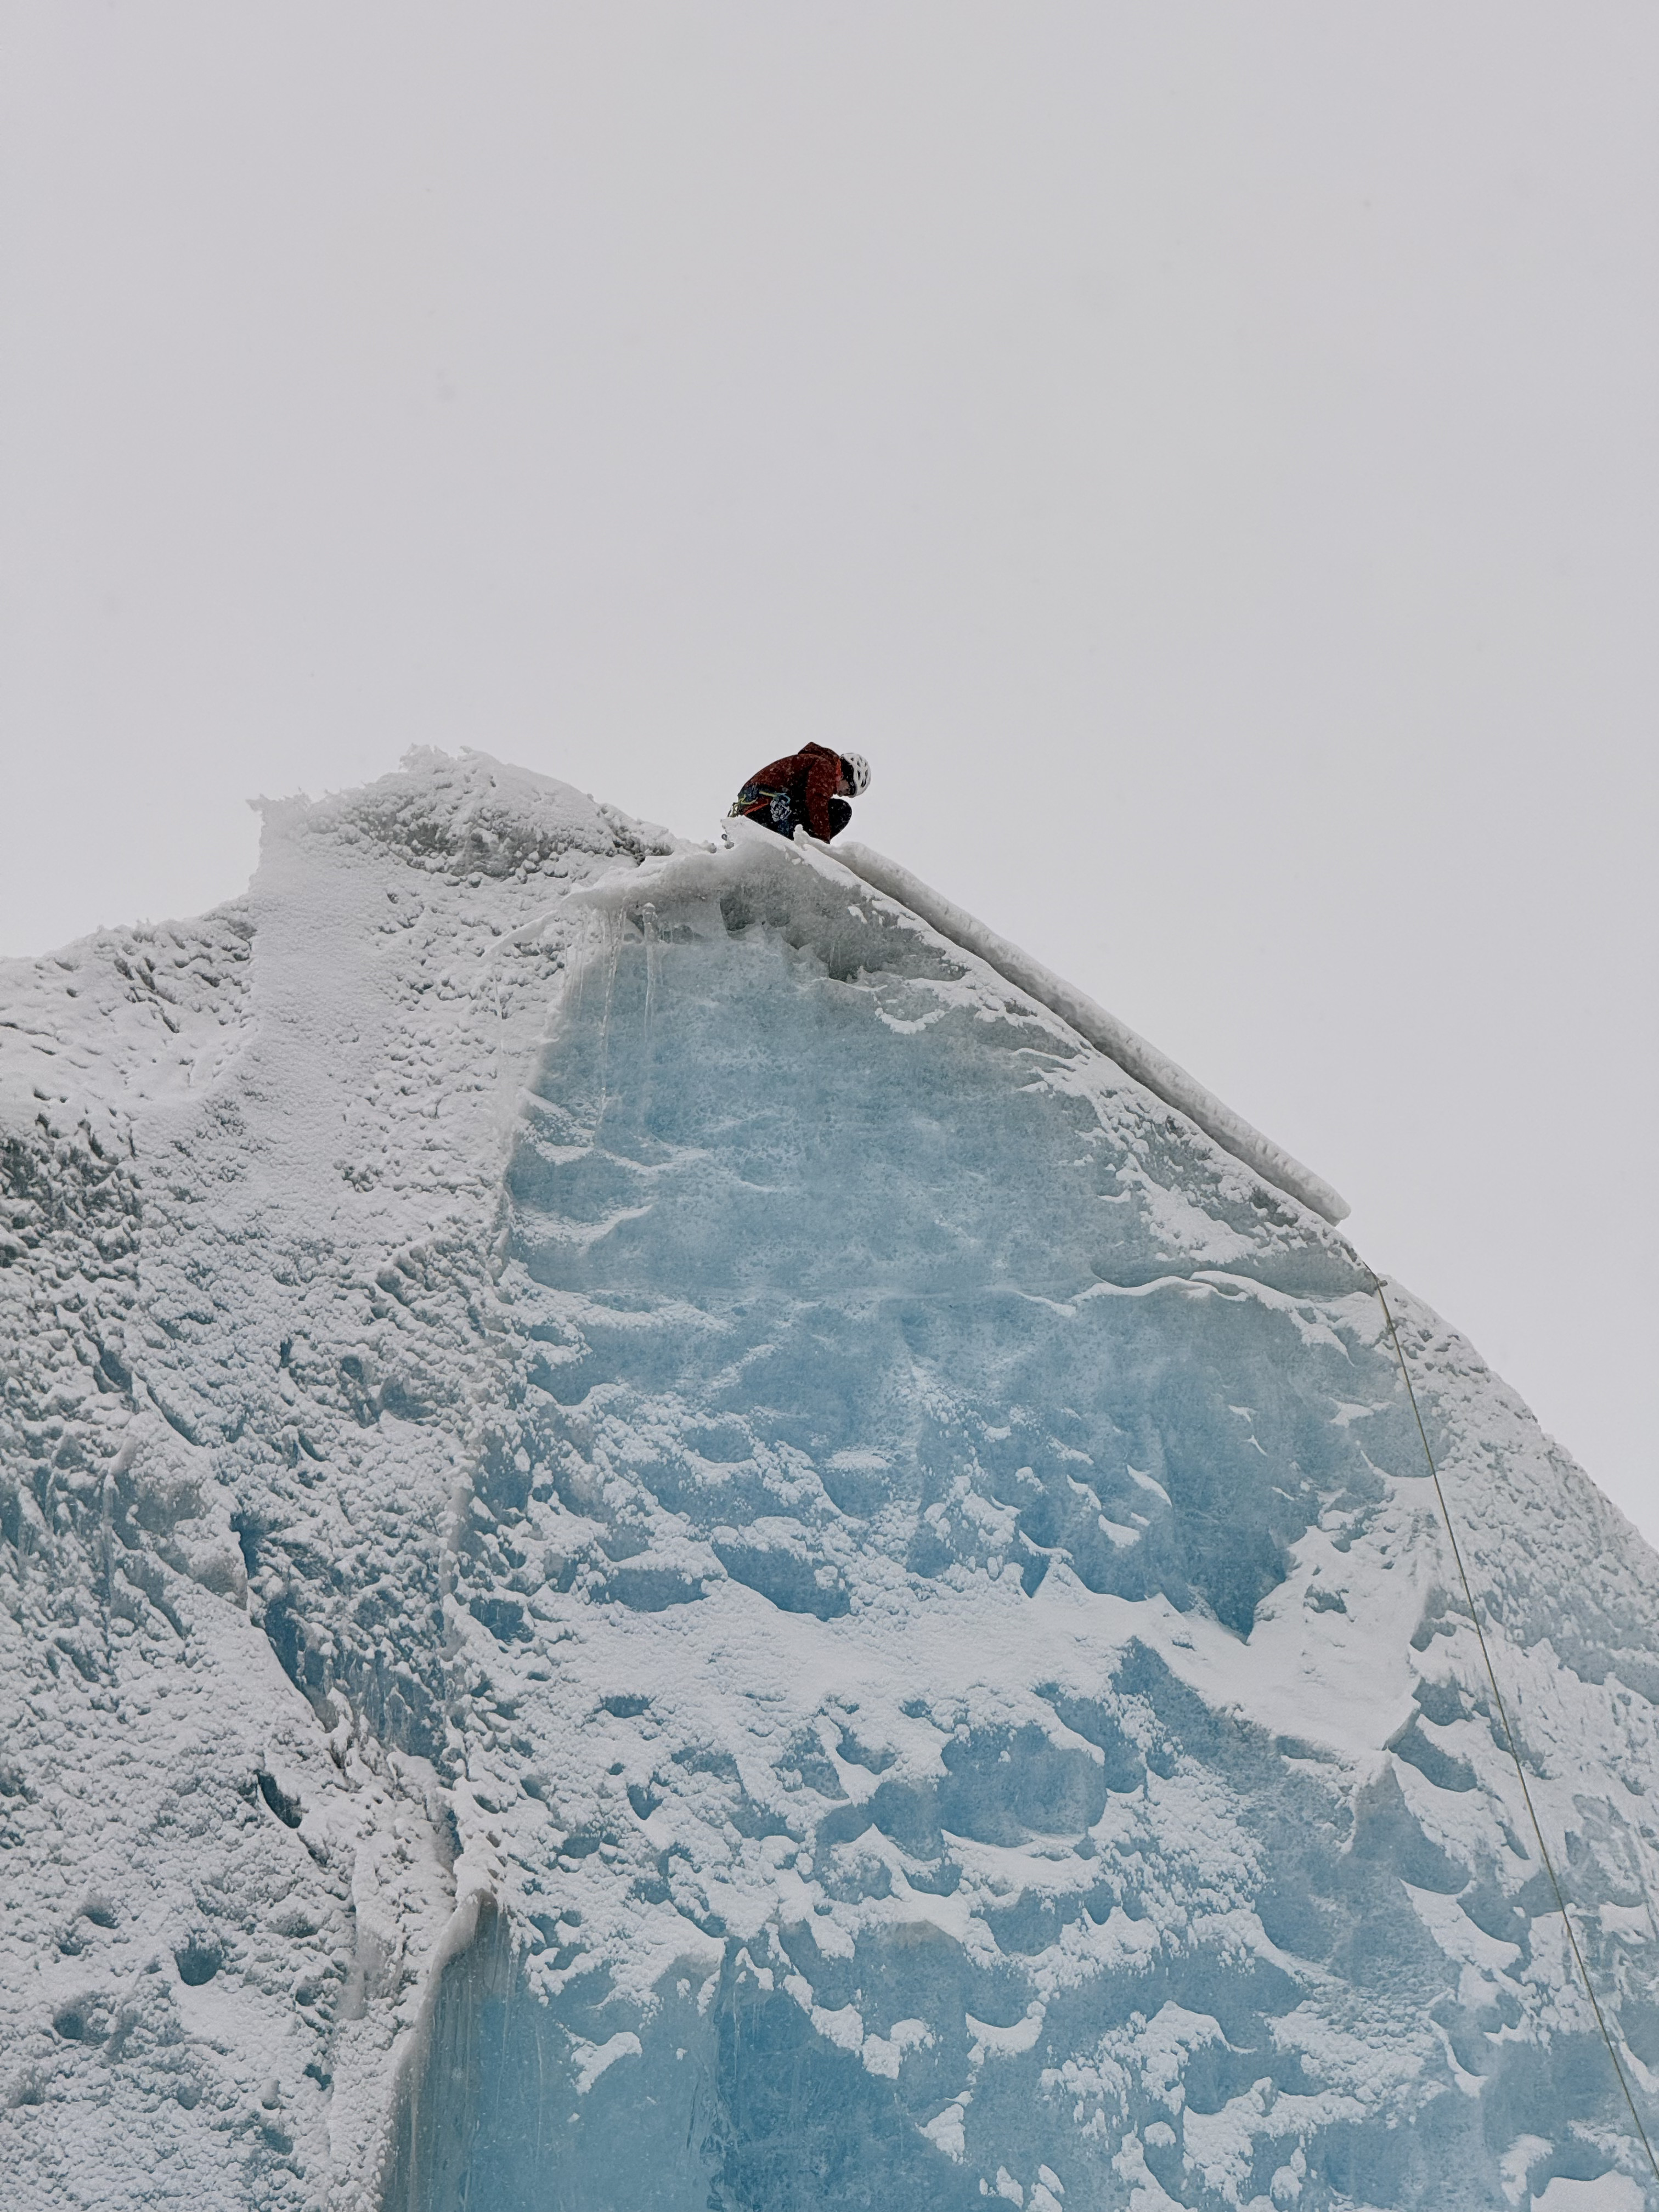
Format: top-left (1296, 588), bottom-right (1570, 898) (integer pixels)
top-left (3, 753), bottom-right (1658, 2211)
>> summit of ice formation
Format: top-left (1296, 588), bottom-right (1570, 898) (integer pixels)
top-left (3, 748), bottom-right (1657, 2212)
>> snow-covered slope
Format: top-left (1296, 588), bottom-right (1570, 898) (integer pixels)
top-left (3, 752), bottom-right (1656, 2212)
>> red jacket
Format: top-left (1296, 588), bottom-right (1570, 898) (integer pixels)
top-left (732, 743), bottom-right (849, 841)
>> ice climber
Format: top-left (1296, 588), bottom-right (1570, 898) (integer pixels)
top-left (728, 743), bottom-right (871, 843)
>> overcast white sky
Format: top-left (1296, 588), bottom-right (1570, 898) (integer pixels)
top-left (3, 6), bottom-right (1655, 1544)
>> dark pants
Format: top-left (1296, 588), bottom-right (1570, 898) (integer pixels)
top-left (737, 791), bottom-right (852, 842)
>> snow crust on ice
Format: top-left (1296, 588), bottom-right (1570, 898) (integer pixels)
top-left (815, 833), bottom-right (1350, 1226)
top-left (3, 749), bottom-right (1658, 2212)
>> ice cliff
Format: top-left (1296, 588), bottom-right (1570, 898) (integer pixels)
top-left (3, 751), bottom-right (1657, 2212)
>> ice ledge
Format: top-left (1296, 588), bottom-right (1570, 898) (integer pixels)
top-left (579, 819), bottom-right (1349, 1226)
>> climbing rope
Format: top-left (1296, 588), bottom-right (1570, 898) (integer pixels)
top-left (1371, 1273), bottom-right (1659, 2188)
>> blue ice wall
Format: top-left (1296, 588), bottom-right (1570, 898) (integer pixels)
top-left (413, 850), bottom-right (1659, 2211)
top-left (506, 872), bottom-right (1395, 1634)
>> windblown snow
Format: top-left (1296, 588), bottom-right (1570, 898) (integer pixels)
top-left (3, 751), bottom-right (1657, 2212)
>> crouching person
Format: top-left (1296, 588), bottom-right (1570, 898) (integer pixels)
top-left (728, 744), bottom-right (870, 843)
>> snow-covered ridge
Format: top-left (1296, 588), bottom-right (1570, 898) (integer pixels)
top-left (3, 749), bottom-right (1657, 2212)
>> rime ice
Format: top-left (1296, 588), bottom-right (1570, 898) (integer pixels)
top-left (2, 752), bottom-right (1657, 2211)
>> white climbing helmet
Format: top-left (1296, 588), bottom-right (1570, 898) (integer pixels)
top-left (843, 752), bottom-right (871, 796)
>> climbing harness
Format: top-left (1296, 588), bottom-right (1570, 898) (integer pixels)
top-left (1372, 1273), bottom-right (1659, 2190)
top-left (727, 782), bottom-right (783, 821)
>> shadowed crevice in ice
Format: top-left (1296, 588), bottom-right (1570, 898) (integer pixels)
top-left (382, 1901), bottom-right (713, 2212)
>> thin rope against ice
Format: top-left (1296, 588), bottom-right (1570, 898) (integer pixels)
top-left (1372, 1273), bottom-right (1659, 2186)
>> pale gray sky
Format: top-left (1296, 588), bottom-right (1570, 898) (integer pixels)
top-left (3, 6), bottom-right (1655, 1541)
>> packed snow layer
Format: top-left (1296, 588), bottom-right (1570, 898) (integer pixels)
top-left (3, 751), bottom-right (1657, 2212)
